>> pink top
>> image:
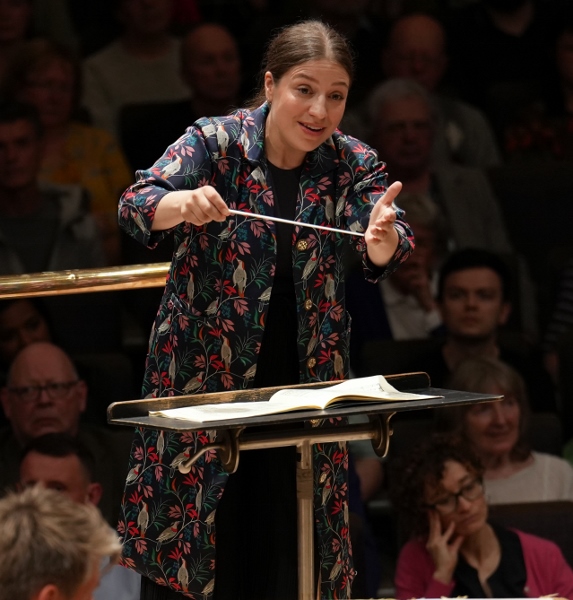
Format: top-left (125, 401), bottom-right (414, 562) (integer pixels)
top-left (395, 529), bottom-right (573, 599)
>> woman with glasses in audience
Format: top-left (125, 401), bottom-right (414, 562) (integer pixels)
top-left (391, 434), bottom-right (573, 600)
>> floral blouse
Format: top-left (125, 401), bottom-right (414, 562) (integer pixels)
top-left (117, 102), bottom-right (414, 598)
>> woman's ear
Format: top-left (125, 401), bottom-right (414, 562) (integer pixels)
top-left (264, 71), bottom-right (274, 103)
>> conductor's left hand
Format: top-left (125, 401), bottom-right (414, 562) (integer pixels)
top-left (365, 181), bottom-right (402, 247)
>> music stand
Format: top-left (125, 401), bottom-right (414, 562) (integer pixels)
top-left (108, 372), bottom-right (501, 600)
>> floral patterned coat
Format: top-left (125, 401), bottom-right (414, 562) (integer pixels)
top-left (117, 102), bottom-right (414, 598)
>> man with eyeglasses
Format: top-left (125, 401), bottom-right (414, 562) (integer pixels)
top-left (0, 341), bottom-right (132, 526)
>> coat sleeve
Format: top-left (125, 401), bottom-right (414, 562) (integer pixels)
top-left (117, 125), bottom-right (214, 249)
top-left (342, 140), bottom-right (414, 283)
top-left (394, 538), bottom-right (456, 600)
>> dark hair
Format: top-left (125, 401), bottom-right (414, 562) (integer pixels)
top-left (437, 248), bottom-right (512, 302)
top-left (0, 100), bottom-right (42, 138)
top-left (1, 38), bottom-right (82, 119)
top-left (437, 356), bottom-right (531, 461)
top-left (20, 433), bottom-right (96, 483)
top-left (247, 20), bottom-right (354, 108)
top-left (389, 433), bottom-right (484, 537)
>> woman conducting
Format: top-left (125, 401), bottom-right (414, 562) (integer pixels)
top-left (392, 434), bottom-right (573, 599)
top-left (117, 19), bottom-right (414, 600)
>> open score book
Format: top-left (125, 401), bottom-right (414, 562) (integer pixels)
top-left (149, 375), bottom-right (441, 423)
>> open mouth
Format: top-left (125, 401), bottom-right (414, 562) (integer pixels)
top-left (300, 123), bottom-right (325, 133)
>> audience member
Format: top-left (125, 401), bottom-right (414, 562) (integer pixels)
top-left (0, 0), bottom-right (33, 81)
top-left (0, 100), bottom-right (104, 272)
top-left (0, 342), bottom-right (132, 525)
top-left (82, 0), bottom-right (190, 137)
top-left (304, 0), bottom-right (386, 106)
top-left (347, 192), bottom-right (446, 371)
top-left (0, 485), bottom-right (121, 600)
top-left (119, 21), bottom-right (243, 343)
top-left (504, 11), bottom-right (573, 163)
top-left (2, 38), bottom-right (132, 265)
top-left (0, 298), bottom-right (51, 367)
top-left (367, 79), bottom-right (511, 254)
top-left (19, 433), bottom-right (141, 600)
top-left (380, 13), bottom-right (501, 168)
top-left (44, 0), bottom-right (121, 57)
top-left (30, 0), bottom-right (80, 54)
top-left (447, 0), bottom-right (560, 135)
top-left (410, 248), bottom-right (555, 412)
top-left (0, 100), bottom-right (122, 352)
top-left (543, 257), bottom-right (573, 385)
top-left (391, 434), bottom-right (573, 599)
top-left (440, 356), bottom-right (573, 503)
top-left (120, 22), bottom-right (242, 172)
top-left (366, 82), bottom-right (546, 335)
top-left (0, 298), bottom-right (52, 396)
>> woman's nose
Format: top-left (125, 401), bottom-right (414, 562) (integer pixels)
top-left (491, 403), bottom-right (507, 424)
top-left (308, 96), bottom-right (327, 119)
top-left (457, 494), bottom-right (472, 512)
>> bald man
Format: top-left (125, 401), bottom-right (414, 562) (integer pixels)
top-left (381, 13), bottom-right (501, 168)
top-left (0, 341), bottom-right (132, 525)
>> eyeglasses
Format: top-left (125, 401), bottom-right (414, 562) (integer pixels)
top-left (8, 381), bottom-right (79, 403)
top-left (424, 478), bottom-right (484, 514)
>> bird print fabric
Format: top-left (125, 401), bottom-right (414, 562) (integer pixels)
top-left (117, 102), bottom-right (414, 598)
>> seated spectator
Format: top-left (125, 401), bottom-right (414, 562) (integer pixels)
top-left (0, 298), bottom-right (53, 419)
top-left (0, 485), bottom-right (121, 599)
top-left (391, 434), bottom-right (573, 600)
top-left (411, 248), bottom-right (555, 412)
top-left (0, 101), bottom-right (104, 272)
top-left (347, 192), bottom-right (447, 371)
top-left (440, 356), bottom-right (573, 503)
top-left (19, 433), bottom-right (141, 600)
top-left (0, 100), bottom-right (122, 352)
top-left (120, 21), bottom-right (242, 172)
top-left (0, 0), bottom-right (32, 81)
top-left (2, 38), bottom-right (132, 265)
top-left (504, 10), bottom-right (573, 164)
top-left (119, 22), bottom-right (243, 342)
top-left (0, 341), bottom-right (132, 525)
top-left (366, 79), bottom-right (538, 335)
top-left (380, 12), bottom-right (501, 168)
top-left (304, 0), bottom-right (386, 107)
top-left (82, 0), bottom-right (190, 137)
top-left (367, 78), bottom-right (511, 254)
top-left (543, 257), bottom-right (573, 385)
top-left (447, 0), bottom-right (560, 134)
top-left (0, 298), bottom-right (52, 370)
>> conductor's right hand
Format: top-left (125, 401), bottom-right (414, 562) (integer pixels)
top-left (180, 185), bottom-right (230, 226)
top-left (151, 186), bottom-right (230, 231)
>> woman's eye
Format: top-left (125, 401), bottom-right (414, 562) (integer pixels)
top-left (331, 93), bottom-right (345, 101)
top-left (298, 87), bottom-right (311, 95)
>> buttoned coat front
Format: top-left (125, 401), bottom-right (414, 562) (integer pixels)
top-left (117, 103), bottom-right (413, 598)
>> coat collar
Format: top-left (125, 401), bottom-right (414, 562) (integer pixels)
top-left (237, 102), bottom-right (341, 177)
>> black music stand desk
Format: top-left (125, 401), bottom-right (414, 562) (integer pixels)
top-left (108, 372), bottom-right (501, 600)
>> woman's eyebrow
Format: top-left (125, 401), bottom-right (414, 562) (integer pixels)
top-left (292, 73), bottom-right (349, 88)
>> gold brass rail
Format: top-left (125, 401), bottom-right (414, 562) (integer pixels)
top-left (0, 263), bottom-right (171, 299)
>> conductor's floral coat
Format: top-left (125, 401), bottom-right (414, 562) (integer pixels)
top-left (117, 102), bottom-right (414, 598)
